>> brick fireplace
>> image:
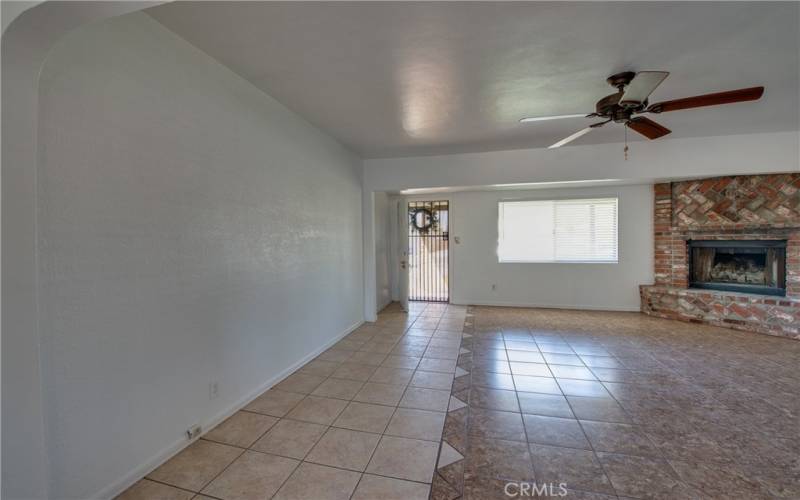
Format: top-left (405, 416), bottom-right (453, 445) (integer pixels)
top-left (640, 173), bottom-right (800, 340)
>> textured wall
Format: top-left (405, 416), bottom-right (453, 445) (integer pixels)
top-left (447, 185), bottom-right (653, 311)
top-left (374, 192), bottom-right (392, 311)
top-left (37, 13), bottom-right (362, 498)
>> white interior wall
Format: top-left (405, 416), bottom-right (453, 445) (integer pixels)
top-left (2, 4), bottom-right (168, 498)
top-left (35, 13), bottom-right (363, 499)
top-left (446, 185), bottom-right (653, 310)
top-left (363, 131), bottom-right (798, 193)
top-left (374, 192), bottom-right (392, 311)
top-left (385, 185), bottom-right (652, 311)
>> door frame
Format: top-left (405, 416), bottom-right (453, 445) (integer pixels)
top-left (397, 194), bottom-right (453, 305)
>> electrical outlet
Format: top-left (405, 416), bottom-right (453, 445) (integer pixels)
top-left (186, 424), bottom-right (202, 440)
top-left (209, 381), bottom-right (219, 400)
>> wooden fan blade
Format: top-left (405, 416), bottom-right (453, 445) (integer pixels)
top-left (647, 86), bottom-right (764, 113)
top-left (627, 117), bottom-right (671, 140)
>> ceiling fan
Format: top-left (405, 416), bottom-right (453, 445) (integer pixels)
top-left (520, 71), bottom-right (765, 149)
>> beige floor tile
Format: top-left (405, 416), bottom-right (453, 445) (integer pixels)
top-left (333, 401), bottom-right (395, 433)
top-left (381, 355), bottom-right (421, 369)
top-left (330, 362), bottom-right (377, 381)
top-left (417, 357), bottom-right (457, 373)
top-left (285, 396), bottom-right (347, 425)
top-left (147, 440), bottom-right (242, 491)
top-left (335, 339), bottom-right (366, 351)
top-left (405, 328), bottom-right (435, 338)
top-left (366, 435), bottom-right (439, 483)
top-left (310, 378), bottom-right (364, 400)
top-left (273, 462), bottom-right (361, 500)
top-left (244, 389), bottom-right (305, 417)
top-left (353, 382), bottom-right (406, 406)
top-left (274, 373), bottom-right (326, 394)
top-left (391, 345), bottom-right (428, 357)
top-left (251, 419), bottom-right (327, 459)
top-left (116, 479), bottom-right (193, 500)
top-left (410, 370), bottom-right (454, 390)
top-left (423, 346), bottom-right (459, 360)
top-left (368, 366), bottom-right (414, 386)
top-left (298, 359), bottom-right (340, 377)
top-left (347, 350), bottom-right (387, 366)
top-left (203, 411), bottom-right (278, 448)
top-left (385, 408), bottom-right (445, 442)
top-left (305, 427), bottom-right (381, 471)
top-left (201, 451), bottom-right (298, 500)
top-left (316, 348), bottom-right (354, 363)
top-left (360, 341), bottom-right (396, 354)
top-left (399, 387), bottom-right (451, 412)
top-left (351, 474), bottom-right (430, 500)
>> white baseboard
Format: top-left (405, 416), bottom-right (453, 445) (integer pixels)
top-left (96, 319), bottom-right (364, 500)
top-left (451, 298), bottom-right (640, 313)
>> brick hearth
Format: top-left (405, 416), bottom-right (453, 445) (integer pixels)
top-left (640, 173), bottom-right (800, 340)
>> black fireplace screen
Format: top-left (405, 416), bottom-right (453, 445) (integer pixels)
top-left (688, 240), bottom-right (786, 296)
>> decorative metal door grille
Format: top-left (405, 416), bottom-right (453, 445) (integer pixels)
top-left (408, 200), bottom-right (449, 302)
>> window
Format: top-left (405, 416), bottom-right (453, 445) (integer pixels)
top-left (498, 197), bottom-right (618, 263)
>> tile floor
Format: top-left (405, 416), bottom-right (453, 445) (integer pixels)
top-left (437, 305), bottom-right (800, 500)
top-left (118, 303), bottom-right (800, 500)
top-left (119, 302), bottom-right (466, 500)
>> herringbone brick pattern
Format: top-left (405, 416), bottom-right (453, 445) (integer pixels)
top-left (672, 173), bottom-right (800, 229)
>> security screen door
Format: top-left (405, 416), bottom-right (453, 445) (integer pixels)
top-left (407, 200), bottom-right (449, 302)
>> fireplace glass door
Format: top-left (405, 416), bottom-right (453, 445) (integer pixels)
top-left (688, 240), bottom-right (786, 296)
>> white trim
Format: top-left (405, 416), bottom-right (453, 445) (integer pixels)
top-left (450, 299), bottom-right (640, 313)
top-left (96, 319), bottom-right (364, 500)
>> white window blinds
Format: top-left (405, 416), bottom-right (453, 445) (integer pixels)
top-left (498, 198), bottom-right (618, 263)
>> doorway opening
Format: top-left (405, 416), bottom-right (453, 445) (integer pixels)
top-left (407, 200), bottom-right (449, 302)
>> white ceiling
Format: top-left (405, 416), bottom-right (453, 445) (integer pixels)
top-left (148, 2), bottom-right (799, 158)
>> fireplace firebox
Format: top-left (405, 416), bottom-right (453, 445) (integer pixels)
top-left (688, 240), bottom-right (787, 296)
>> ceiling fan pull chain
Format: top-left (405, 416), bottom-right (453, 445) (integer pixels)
top-left (624, 124), bottom-right (629, 160)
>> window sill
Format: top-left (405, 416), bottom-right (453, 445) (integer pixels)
top-left (498, 260), bottom-right (619, 264)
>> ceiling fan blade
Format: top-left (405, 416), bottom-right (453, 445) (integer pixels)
top-left (627, 117), bottom-right (671, 140)
top-left (620, 71), bottom-right (669, 106)
top-left (647, 86), bottom-right (764, 113)
top-left (520, 114), bottom-right (587, 123)
top-left (548, 127), bottom-right (594, 148)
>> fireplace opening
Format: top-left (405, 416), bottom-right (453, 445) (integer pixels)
top-left (688, 240), bottom-right (786, 296)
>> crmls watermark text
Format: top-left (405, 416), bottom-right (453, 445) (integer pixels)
top-left (504, 481), bottom-right (568, 497)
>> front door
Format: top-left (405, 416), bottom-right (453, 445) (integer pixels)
top-left (407, 200), bottom-right (449, 302)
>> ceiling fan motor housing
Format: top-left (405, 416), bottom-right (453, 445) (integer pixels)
top-left (596, 92), bottom-right (641, 122)
top-left (606, 71), bottom-right (636, 88)
top-left (595, 72), bottom-right (652, 122)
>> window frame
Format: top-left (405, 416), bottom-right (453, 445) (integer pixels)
top-left (497, 195), bottom-right (620, 264)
